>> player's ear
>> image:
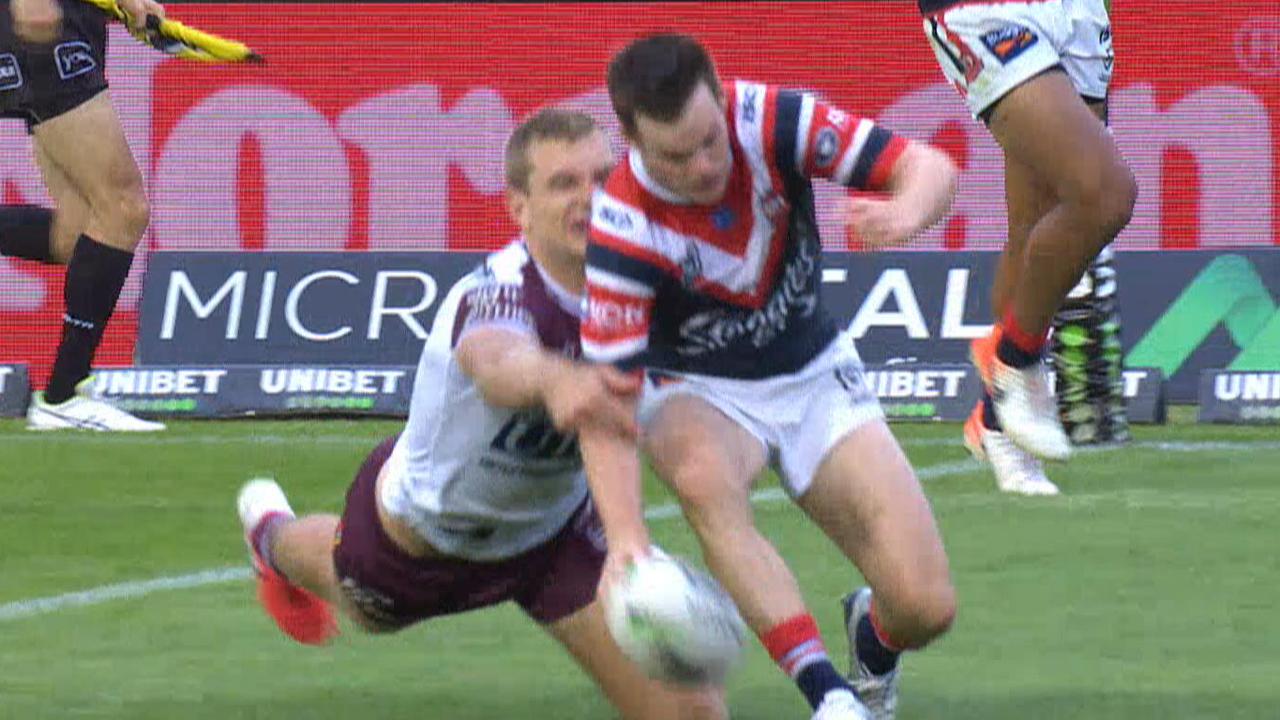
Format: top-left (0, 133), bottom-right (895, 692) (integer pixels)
top-left (505, 186), bottom-right (529, 231)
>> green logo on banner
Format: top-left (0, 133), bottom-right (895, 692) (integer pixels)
top-left (1126, 255), bottom-right (1280, 377)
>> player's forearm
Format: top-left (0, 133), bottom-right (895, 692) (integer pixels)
top-left (459, 331), bottom-right (571, 410)
top-left (889, 142), bottom-right (958, 235)
top-left (578, 424), bottom-right (651, 551)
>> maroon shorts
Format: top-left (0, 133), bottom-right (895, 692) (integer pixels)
top-left (332, 436), bottom-right (606, 630)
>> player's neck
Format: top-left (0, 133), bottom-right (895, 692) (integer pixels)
top-left (533, 253), bottom-right (585, 300)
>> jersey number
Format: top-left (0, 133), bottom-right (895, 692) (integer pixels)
top-left (491, 413), bottom-right (578, 461)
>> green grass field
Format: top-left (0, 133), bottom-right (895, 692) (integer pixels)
top-left (2, 415), bottom-right (1277, 719)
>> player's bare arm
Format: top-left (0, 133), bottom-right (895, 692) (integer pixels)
top-left (455, 325), bottom-right (640, 440)
top-left (10, 0), bottom-right (62, 43)
top-left (845, 142), bottom-right (957, 249)
top-left (578, 422), bottom-right (652, 593)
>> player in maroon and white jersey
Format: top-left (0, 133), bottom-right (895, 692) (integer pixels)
top-left (578, 34), bottom-right (958, 720)
top-left (234, 109), bottom-right (725, 720)
top-left (920, 0), bottom-right (1135, 468)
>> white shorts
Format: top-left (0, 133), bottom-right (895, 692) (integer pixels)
top-left (923, 0), bottom-right (1114, 119)
top-left (638, 332), bottom-right (885, 498)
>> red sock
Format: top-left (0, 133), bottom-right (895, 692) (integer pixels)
top-left (761, 614), bottom-right (830, 678)
top-left (1001, 309), bottom-right (1048, 355)
top-left (250, 511), bottom-right (292, 579)
top-left (869, 604), bottom-right (905, 653)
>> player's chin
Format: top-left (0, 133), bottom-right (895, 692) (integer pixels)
top-left (687, 179), bottom-right (729, 206)
top-left (563, 229), bottom-right (589, 257)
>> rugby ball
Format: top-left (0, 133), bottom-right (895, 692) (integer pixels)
top-left (604, 550), bottom-right (747, 685)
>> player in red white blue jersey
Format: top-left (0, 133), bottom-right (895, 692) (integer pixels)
top-left (578, 34), bottom-right (959, 720)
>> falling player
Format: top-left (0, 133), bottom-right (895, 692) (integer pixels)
top-left (234, 109), bottom-right (725, 720)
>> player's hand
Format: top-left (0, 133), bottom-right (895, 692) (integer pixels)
top-left (842, 196), bottom-right (925, 249)
top-left (117, 0), bottom-right (164, 32)
top-left (599, 542), bottom-right (652, 602)
top-left (11, 0), bottom-right (62, 45)
top-left (544, 364), bottom-right (642, 440)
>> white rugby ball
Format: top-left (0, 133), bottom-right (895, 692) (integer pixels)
top-left (604, 550), bottom-right (747, 686)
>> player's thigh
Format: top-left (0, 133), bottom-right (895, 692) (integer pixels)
top-left (544, 598), bottom-right (727, 720)
top-left (31, 92), bottom-right (146, 224)
top-left (797, 419), bottom-right (952, 607)
top-left (32, 140), bottom-right (91, 264)
top-left (642, 392), bottom-right (768, 511)
top-left (986, 69), bottom-right (1122, 204)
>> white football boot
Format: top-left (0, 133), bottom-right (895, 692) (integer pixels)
top-left (971, 331), bottom-right (1071, 461)
top-left (27, 378), bottom-right (165, 432)
top-left (842, 588), bottom-right (898, 720)
top-left (811, 690), bottom-right (872, 720)
top-left (964, 403), bottom-right (1061, 497)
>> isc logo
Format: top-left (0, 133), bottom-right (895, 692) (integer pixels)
top-left (1235, 17), bottom-right (1280, 77)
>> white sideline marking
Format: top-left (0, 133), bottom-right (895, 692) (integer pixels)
top-left (0, 568), bottom-right (251, 622)
top-left (1, 439), bottom-right (1276, 624)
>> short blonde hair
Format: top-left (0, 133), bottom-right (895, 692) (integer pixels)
top-left (504, 109), bottom-right (600, 192)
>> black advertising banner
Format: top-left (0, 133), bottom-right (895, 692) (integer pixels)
top-left (137, 250), bottom-right (1280, 405)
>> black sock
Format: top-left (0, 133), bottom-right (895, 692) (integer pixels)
top-left (45, 235), bottom-right (134, 404)
top-left (855, 614), bottom-right (901, 676)
top-left (0, 205), bottom-right (55, 263)
top-left (981, 390), bottom-right (1001, 431)
top-left (995, 333), bottom-right (1043, 369)
top-left (796, 660), bottom-right (854, 710)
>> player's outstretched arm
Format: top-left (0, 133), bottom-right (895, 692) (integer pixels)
top-left (578, 421), bottom-right (653, 592)
top-left (458, 326), bottom-right (652, 589)
top-left (456, 326), bottom-right (640, 440)
top-left (846, 141), bottom-right (958, 249)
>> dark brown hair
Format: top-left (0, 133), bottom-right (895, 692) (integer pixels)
top-left (607, 33), bottom-right (723, 137)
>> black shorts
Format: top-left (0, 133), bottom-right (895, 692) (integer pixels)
top-left (0, 0), bottom-right (109, 130)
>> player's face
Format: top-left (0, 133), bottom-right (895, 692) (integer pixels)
top-left (513, 130), bottom-right (614, 261)
top-left (632, 81), bottom-right (732, 206)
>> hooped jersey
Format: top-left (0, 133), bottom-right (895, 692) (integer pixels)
top-left (583, 80), bottom-right (907, 379)
top-left (381, 241), bottom-right (589, 561)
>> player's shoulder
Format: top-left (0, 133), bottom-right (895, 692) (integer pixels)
top-left (724, 78), bottom-right (799, 121)
top-left (593, 160), bottom-right (653, 241)
top-left (473, 240), bottom-right (533, 287)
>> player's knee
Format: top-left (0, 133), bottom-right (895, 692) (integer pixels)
top-left (881, 577), bottom-right (956, 649)
top-left (91, 184), bottom-right (149, 246)
top-left (1096, 161), bottom-right (1137, 239)
top-left (1063, 159), bottom-right (1136, 247)
top-left (112, 189), bottom-right (150, 243)
top-left (900, 581), bottom-right (957, 647)
top-left (668, 462), bottom-right (743, 530)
